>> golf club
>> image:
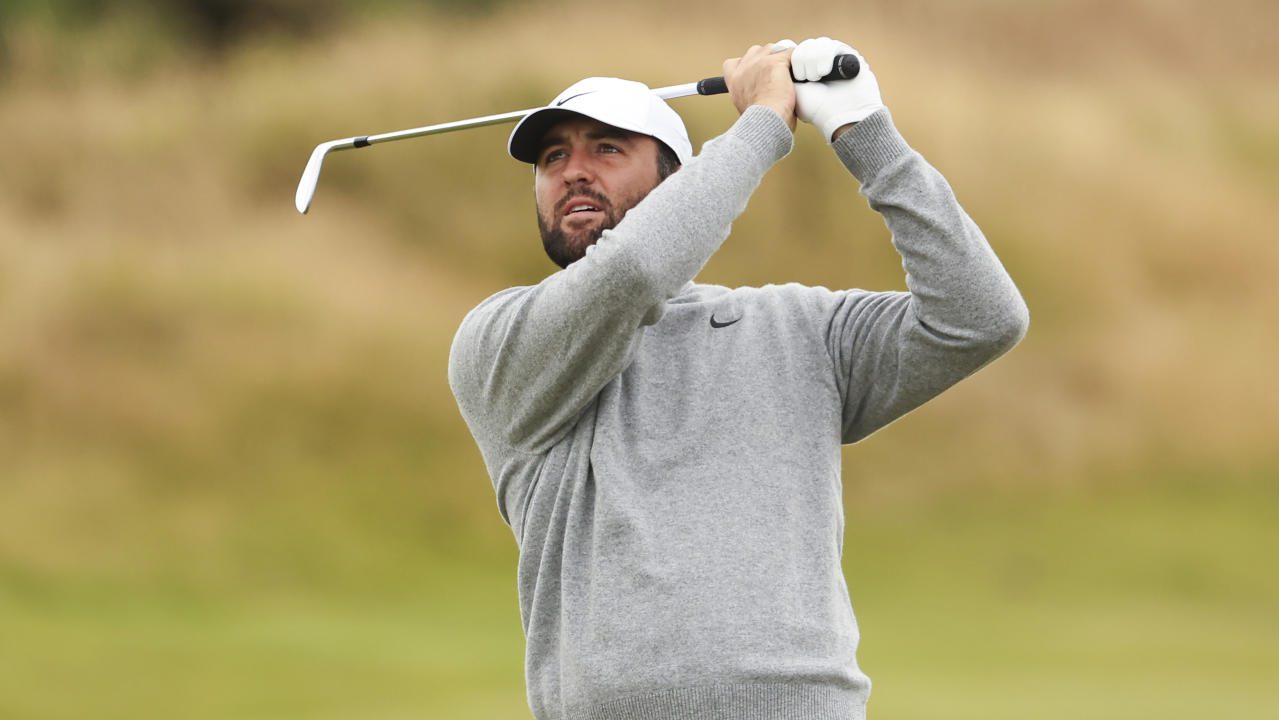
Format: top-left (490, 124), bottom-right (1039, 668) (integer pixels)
top-left (294, 54), bottom-right (860, 214)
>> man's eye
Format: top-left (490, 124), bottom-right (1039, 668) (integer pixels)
top-left (542, 149), bottom-right (566, 164)
top-left (598, 144), bottom-right (620, 154)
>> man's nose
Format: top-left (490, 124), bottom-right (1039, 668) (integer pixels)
top-left (561, 151), bottom-right (596, 185)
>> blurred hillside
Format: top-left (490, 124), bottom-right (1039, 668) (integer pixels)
top-left (1, 1), bottom-right (1277, 718)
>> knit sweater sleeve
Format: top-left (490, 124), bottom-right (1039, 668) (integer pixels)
top-left (823, 109), bottom-right (1030, 444)
top-left (449, 107), bottom-right (793, 454)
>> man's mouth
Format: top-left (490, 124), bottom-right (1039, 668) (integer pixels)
top-left (560, 196), bottom-right (607, 221)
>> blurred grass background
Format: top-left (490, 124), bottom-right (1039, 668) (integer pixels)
top-left (1, 0), bottom-right (1277, 718)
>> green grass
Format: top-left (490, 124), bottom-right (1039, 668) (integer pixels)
top-left (3, 477), bottom-right (1274, 720)
top-left (0, 561), bottom-right (529, 720)
top-left (846, 475), bottom-right (1279, 719)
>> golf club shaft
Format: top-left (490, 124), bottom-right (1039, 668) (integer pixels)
top-left (356, 54), bottom-right (858, 149)
top-left (363, 85), bottom-right (692, 149)
top-left (296, 54), bottom-right (860, 213)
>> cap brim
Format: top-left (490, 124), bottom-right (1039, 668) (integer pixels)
top-left (508, 108), bottom-right (589, 164)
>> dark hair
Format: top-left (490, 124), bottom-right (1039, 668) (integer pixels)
top-left (656, 142), bottom-right (681, 180)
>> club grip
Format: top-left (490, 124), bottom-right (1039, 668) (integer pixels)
top-left (696, 53), bottom-right (860, 96)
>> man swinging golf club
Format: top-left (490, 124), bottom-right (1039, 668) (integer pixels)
top-left (449, 38), bottom-right (1029, 720)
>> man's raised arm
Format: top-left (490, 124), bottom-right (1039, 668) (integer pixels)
top-left (790, 37), bottom-right (1029, 442)
top-left (449, 47), bottom-right (798, 454)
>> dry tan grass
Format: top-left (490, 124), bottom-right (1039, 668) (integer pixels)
top-left (0, 0), bottom-right (1276, 581)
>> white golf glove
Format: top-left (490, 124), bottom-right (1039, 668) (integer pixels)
top-left (790, 37), bottom-right (885, 142)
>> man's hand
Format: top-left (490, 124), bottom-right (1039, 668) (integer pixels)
top-left (792, 37), bottom-right (884, 142)
top-left (722, 41), bottom-right (797, 131)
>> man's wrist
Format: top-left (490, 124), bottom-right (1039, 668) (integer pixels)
top-left (732, 105), bottom-right (796, 166)
top-left (831, 108), bottom-right (909, 183)
top-left (831, 122), bottom-right (856, 142)
top-left (751, 102), bottom-right (797, 132)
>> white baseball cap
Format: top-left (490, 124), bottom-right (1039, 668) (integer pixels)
top-left (507, 77), bottom-right (692, 166)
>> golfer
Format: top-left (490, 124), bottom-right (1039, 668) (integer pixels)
top-left (449, 38), bottom-right (1028, 720)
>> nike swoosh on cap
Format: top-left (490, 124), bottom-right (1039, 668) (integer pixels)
top-left (555, 91), bottom-right (596, 107)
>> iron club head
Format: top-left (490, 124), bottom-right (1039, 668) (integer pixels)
top-left (295, 137), bottom-right (359, 214)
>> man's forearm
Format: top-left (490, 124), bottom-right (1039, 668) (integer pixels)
top-left (610, 106), bottom-right (792, 301)
top-left (834, 108), bottom-right (1029, 345)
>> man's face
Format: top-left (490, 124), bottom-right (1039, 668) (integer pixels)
top-left (534, 116), bottom-right (665, 269)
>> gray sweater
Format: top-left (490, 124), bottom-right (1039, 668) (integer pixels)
top-left (448, 106), bottom-right (1029, 720)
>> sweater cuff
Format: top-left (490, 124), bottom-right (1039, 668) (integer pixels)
top-left (727, 105), bottom-right (794, 169)
top-left (832, 108), bottom-right (911, 184)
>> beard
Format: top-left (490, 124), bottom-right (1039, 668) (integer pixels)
top-left (536, 186), bottom-right (630, 270)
